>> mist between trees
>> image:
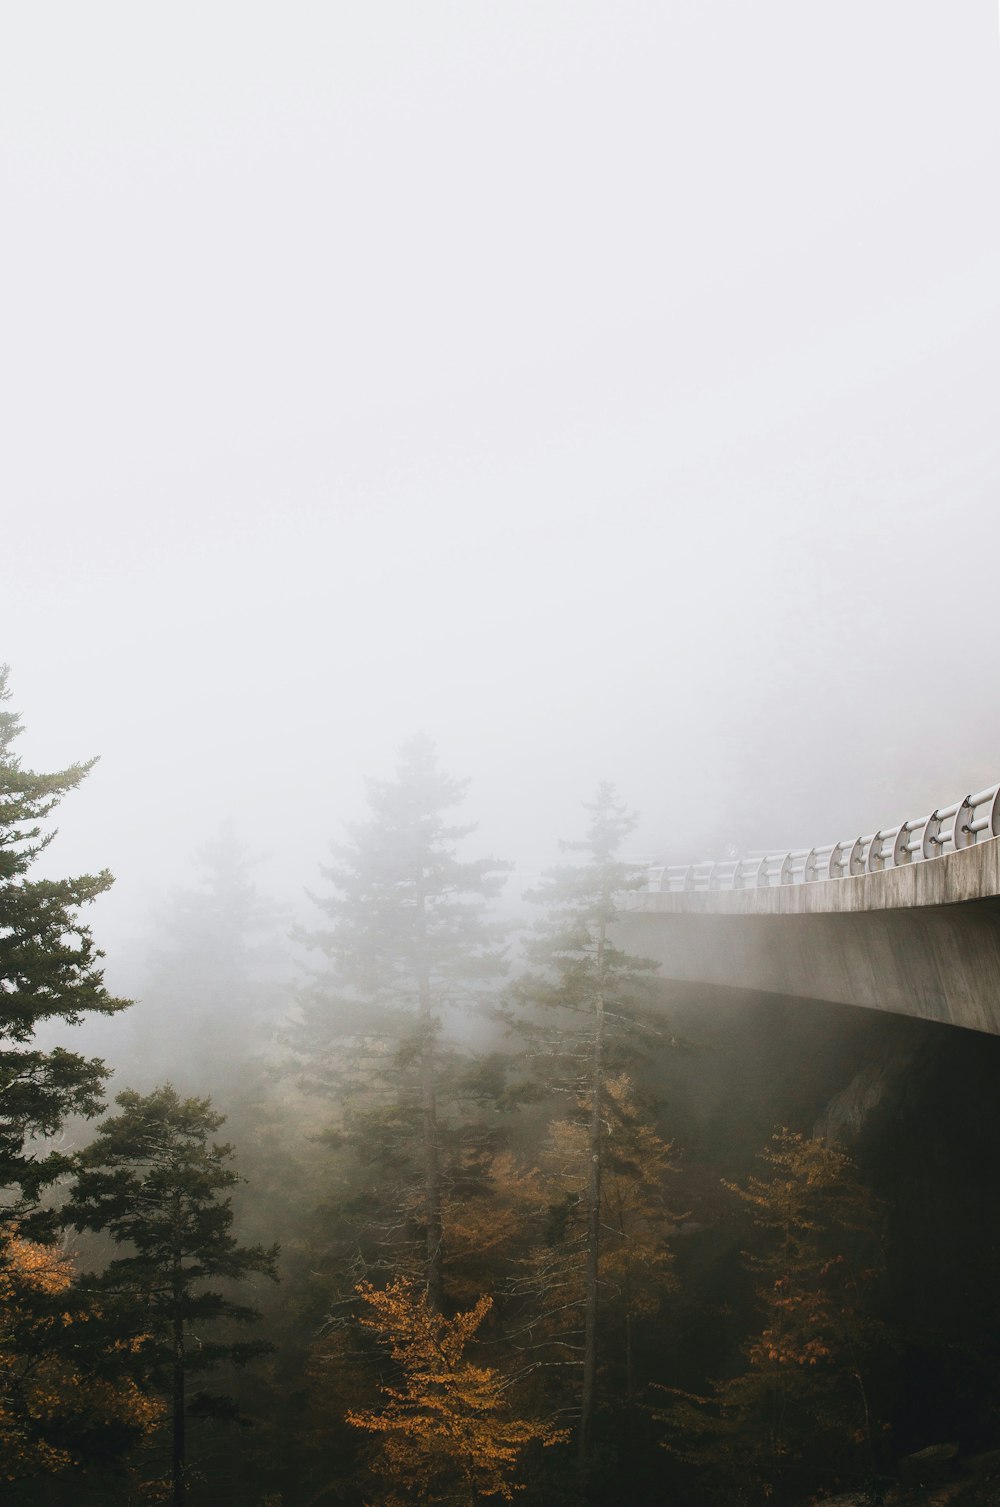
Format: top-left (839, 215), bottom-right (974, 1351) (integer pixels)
top-left (5, 663), bottom-right (1000, 1507)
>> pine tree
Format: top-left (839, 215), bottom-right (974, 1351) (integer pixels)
top-left (292, 736), bottom-right (509, 1312)
top-left (512, 784), bottom-right (663, 1467)
top-left (532, 1076), bottom-right (677, 1408)
top-left (486, 1072), bottom-right (678, 1492)
top-left (131, 820), bottom-right (288, 1095)
top-left (0, 665), bottom-right (129, 1221)
top-left (62, 1085), bottom-right (280, 1507)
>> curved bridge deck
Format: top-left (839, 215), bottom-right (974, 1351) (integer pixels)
top-left (620, 839), bottom-right (1000, 1035)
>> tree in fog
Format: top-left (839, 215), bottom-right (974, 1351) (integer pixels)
top-left (132, 820), bottom-right (287, 1094)
top-left (293, 735), bottom-right (508, 1311)
top-left (63, 1086), bottom-right (279, 1507)
top-left (513, 1074), bottom-right (678, 1418)
top-left (0, 665), bottom-right (129, 1222)
top-left (511, 784), bottom-right (663, 1467)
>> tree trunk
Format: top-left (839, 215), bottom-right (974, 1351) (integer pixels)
top-left (416, 876), bottom-right (444, 1314)
top-left (624, 1256), bottom-right (636, 1405)
top-left (579, 915), bottom-right (607, 1467)
top-left (173, 1273), bottom-right (186, 1507)
top-left (421, 1030), bottom-right (444, 1313)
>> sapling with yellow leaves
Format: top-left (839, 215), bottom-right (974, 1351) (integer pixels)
top-left (347, 1277), bottom-right (566, 1504)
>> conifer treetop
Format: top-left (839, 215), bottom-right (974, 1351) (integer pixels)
top-left (0, 664), bottom-right (99, 881)
top-left (0, 666), bottom-right (130, 1216)
top-left (518, 782), bottom-right (661, 1024)
top-left (302, 734), bottom-right (510, 1009)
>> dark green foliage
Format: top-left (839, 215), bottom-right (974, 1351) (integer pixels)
top-left (62, 1085), bottom-right (279, 1503)
top-left (63, 1084), bottom-right (279, 1358)
top-left (0, 665), bottom-right (129, 1218)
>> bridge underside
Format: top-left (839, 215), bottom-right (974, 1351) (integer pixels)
top-left (619, 840), bottom-right (1000, 1035)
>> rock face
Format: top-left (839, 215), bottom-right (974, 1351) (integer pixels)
top-left (810, 1007), bottom-right (950, 1144)
top-left (814, 1049), bottom-right (915, 1142)
top-left (898, 1442), bottom-right (960, 1486)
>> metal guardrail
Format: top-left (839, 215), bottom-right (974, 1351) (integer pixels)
top-left (647, 783), bottom-right (1000, 893)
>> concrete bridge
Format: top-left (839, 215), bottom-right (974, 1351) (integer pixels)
top-left (620, 784), bottom-right (1000, 1035)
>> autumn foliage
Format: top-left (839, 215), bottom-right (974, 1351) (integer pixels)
top-left (658, 1131), bottom-right (886, 1504)
top-left (0, 1226), bottom-right (163, 1484)
top-left (346, 1278), bottom-right (566, 1504)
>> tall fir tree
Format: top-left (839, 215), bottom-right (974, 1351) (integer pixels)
top-left (292, 735), bottom-right (509, 1312)
top-left (510, 1075), bottom-right (678, 1427)
top-left (130, 820), bottom-right (287, 1096)
top-left (62, 1085), bottom-right (280, 1507)
top-left (512, 784), bottom-right (664, 1468)
top-left (0, 665), bottom-right (129, 1221)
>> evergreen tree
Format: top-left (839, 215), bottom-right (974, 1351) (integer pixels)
top-left (62, 1086), bottom-right (279, 1507)
top-left (512, 785), bottom-right (663, 1468)
top-left (516, 1075), bottom-right (677, 1418)
top-left (130, 820), bottom-right (288, 1096)
top-left (0, 665), bottom-right (129, 1221)
top-left (292, 736), bottom-right (509, 1313)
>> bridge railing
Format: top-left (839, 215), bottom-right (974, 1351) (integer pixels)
top-left (646, 783), bottom-right (1000, 893)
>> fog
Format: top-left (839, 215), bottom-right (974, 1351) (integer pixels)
top-left (4, 2), bottom-right (1000, 953)
top-left (7, 16), bottom-right (1000, 1502)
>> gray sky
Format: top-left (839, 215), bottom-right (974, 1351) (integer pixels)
top-left (3, 2), bottom-right (1000, 947)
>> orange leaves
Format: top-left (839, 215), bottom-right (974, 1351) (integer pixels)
top-left (658, 1130), bottom-right (886, 1495)
top-left (726, 1133), bottom-right (884, 1459)
top-left (758, 1328), bottom-right (832, 1368)
top-left (0, 1225), bottom-right (164, 1482)
top-left (0, 1228), bottom-right (73, 1302)
top-left (346, 1279), bottom-right (566, 1503)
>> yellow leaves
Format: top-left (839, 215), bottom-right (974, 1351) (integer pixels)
top-left (115, 1332), bottom-right (154, 1356)
top-left (0, 1225), bottom-right (164, 1482)
top-left (443, 1150), bottom-right (548, 1305)
top-left (0, 1227), bottom-right (73, 1302)
top-left (685, 1128), bottom-right (888, 1484)
top-left (347, 1279), bottom-right (567, 1503)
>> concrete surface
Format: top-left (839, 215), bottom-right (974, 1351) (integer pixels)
top-left (618, 840), bottom-right (1000, 1034)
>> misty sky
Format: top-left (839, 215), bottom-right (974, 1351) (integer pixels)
top-left (4, 3), bottom-right (1000, 947)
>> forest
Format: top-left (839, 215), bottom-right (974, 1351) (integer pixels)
top-left (5, 662), bottom-right (1000, 1507)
